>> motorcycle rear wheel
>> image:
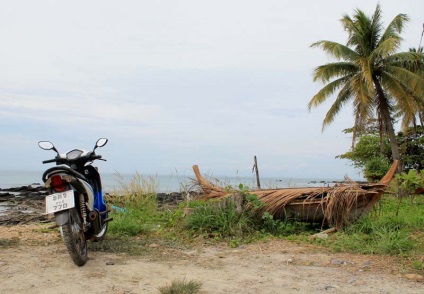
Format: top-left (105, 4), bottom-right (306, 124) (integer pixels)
top-left (61, 208), bottom-right (88, 266)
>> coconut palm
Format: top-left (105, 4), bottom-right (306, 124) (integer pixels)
top-left (308, 4), bottom-right (424, 164)
top-left (396, 47), bottom-right (424, 133)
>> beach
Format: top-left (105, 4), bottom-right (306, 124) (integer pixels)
top-left (1, 224), bottom-right (423, 293)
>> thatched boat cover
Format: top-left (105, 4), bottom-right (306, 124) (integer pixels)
top-left (192, 161), bottom-right (398, 229)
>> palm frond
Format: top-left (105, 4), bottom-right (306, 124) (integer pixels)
top-left (310, 41), bottom-right (359, 61)
top-left (371, 37), bottom-right (401, 60)
top-left (321, 83), bottom-right (354, 129)
top-left (312, 62), bottom-right (357, 83)
top-left (308, 75), bottom-right (353, 110)
top-left (379, 12), bottom-right (409, 45)
top-left (385, 65), bottom-right (424, 98)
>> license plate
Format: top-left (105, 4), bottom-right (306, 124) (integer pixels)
top-left (45, 190), bottom-right (75, 214)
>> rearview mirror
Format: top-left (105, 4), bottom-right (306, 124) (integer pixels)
top-left (95, 138), bottom-right (108, 149)
top-left (38, 141), bottom-right (55, 150)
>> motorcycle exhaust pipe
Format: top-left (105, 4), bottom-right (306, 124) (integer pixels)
top-left (88, 210), bottom-right (98, 221)
top-left (88, 209), bottom-right (103, 236)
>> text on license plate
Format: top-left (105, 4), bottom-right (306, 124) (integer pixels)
top-left (45, 190), bottom-right (75, 214)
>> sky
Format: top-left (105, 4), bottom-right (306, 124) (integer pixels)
top-left (0, 0), bottom-right (423, 180)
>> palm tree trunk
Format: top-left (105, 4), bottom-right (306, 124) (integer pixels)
top-left (378, 113), bottom-right (384, 155)
top-left (352, 112), bottom-right (359, 149)
top-left (373, 78), bottom-right (400, 164)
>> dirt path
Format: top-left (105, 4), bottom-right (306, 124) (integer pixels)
top-left (0, 225), bottom-right (423, 294)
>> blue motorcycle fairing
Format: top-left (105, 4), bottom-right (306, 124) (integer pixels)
top-left (83, 165), bottom-right (108, 218)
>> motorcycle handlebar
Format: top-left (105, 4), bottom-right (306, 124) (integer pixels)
top-left (42, 155), bottom-right (104, 164)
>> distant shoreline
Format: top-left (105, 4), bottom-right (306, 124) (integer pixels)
top-left (0, 170), bottom-right (362, 194)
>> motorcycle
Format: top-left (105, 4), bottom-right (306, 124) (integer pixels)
top-left (38, 138), bottom-right (113, 266)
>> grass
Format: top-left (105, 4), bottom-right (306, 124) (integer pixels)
top-left (101, 173), bottom-right (424, 271)
top-left (106, 171), bottom-right (159, 237)
top-left (158, 279), bottom-right (202, 294)
top-left (312, 195), bottom-right (424, 256)
top-left (184, 198), bottom-right (255, 238)
top-left (0, 237), bottom-right (19, 248)
top-left (289, 194), bottom-right (424, 273)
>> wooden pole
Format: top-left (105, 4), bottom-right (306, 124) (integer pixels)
top-left (253, 156), bottom-right (261, 189)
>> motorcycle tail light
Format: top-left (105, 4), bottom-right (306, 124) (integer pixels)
top-left (51, 175), bottom-right (66, 192)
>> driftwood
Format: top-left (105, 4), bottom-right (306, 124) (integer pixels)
top-left (192, 161), bottom-right (398, 229)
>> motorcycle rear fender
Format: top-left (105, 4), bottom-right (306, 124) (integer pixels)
top-left (68, 179), bottom-right (94, 211)
top-left (54, 210), bottom-right (70, 226)
top-left (46, 173), bottom-right (94, 211)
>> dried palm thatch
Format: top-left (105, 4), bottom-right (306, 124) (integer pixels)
top-left (192, 161), bottom-right (398, 229)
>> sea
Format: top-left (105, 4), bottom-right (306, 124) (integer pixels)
top-left (0, 170), bottom-right (343, 193)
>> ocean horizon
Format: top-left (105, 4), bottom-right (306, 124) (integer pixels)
top-left (0, 170), bottom-right (351, 193)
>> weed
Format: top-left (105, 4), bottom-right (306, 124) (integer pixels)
top-left (158, 278), bottom-right (202, 294)
top-left (259, 212), bottom-right (306, 236)
top-left (412, 260), bottom-right (424, 270)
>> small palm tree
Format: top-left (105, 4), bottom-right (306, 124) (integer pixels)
top-left (308, 4), bottom-right (424, 166)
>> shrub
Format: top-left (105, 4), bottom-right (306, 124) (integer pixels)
top-left (364, 156), bottom-right (390, 182)
top-left (396, 169), bottom-right (424, 197)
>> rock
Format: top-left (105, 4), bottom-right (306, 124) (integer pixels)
top-left (331, 259), bottom-right (347, 265)
top-left (404, 274), bottom-right (424, 282)
top-left (353, 280), bottom-right (366, 286)
top-left (312, 232), bottom-right (328, 240)
top-left (324, 284), bottom-right (338, 290)
top-left (0, 192), bottom-right (13, 198)
top-left (106, 260), bottom-right (115, 265)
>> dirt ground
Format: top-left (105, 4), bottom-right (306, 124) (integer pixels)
top-left (0, 224), bottom-right (423, 294)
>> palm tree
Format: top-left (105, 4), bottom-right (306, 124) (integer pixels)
top-left (308, 4), bottom-right (424, 165)
top-left (396, 47), bottom-right (424, 133)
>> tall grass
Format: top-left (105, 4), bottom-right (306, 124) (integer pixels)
top-left (112, 171), bottom-right (158, 210)
top-left (185, 199), bottom-right (255, 238)
top-left (106, 172), bottom-right (159, 236)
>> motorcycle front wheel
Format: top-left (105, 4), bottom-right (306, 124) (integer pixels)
top-left (61, 208), bottom-right (88, 266)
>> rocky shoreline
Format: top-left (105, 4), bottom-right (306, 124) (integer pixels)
top-left (0, 185), bottom-right (189, 226)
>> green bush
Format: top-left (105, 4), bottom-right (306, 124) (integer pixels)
top-left (364, 156), bottom-right (390, 182)
top-left (396, 169), bottom-right (424, 197)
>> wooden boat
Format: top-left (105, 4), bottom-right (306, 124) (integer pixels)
top-left (192, 161), bottom-right (398, 229)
